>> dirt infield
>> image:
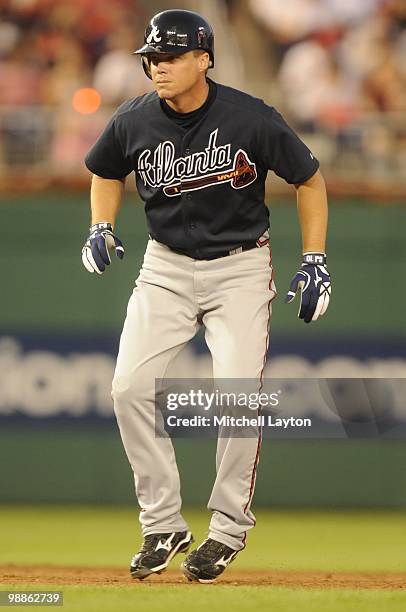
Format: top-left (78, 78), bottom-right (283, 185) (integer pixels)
top-left (1, 565), bottom-right (406, 589)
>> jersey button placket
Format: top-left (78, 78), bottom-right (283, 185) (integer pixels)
top-left (186, 194), bottom-right (196, 232)
top-left (183, 145), bottom-right (197, 247)
top-left (180, 144), bottom-right (191, 194)
top-left (183, 148), bottom-right (190, 195)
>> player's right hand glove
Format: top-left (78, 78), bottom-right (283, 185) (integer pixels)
top-left (81, 222), bottom-right (124, 274)
top-left (285, 252), bottom-right (331, 323)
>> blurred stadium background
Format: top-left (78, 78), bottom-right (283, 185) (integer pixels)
top-left (0, 0), bottom-right (405, 510)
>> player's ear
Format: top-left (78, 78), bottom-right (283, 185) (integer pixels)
top-left (197, 51), bottom-right (210, 74)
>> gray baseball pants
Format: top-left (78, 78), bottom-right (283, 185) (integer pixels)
top-left (112, 239), bottom-right (276, 551)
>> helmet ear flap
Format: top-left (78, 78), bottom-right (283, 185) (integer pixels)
top-left (141, 55), bottom-right (152, 79)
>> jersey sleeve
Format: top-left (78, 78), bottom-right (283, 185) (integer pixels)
top-left (260, 106), bottom-right (319, 184)
top-left (84, 112), bottom-right (133, 180)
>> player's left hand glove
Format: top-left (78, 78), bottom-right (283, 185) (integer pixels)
top-left (285, 252), bottom-right (331, 323)
top-left (81, 222), bottom-right (124, 274)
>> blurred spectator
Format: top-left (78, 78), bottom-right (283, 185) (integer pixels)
top-left (93, 26), bottom-right (152, 105)
top-left (277, 39), bottom-right (360, 133)
top-left (362, 38), bottom-right (406, 113)
top-left (249, 0), bottom-right (383, 44)
top-left (0, 41), bottom-right (43, 106)
top-left (41, 36), bottom-right (91, 106)
top-left (0, 20), bottom-right (20, 57)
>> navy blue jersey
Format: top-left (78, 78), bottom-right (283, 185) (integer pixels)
top-left (85, 80), bottom-right (319, 259)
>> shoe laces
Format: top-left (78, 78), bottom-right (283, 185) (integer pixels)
top-left (139, 533), bottom-right (171, 555)
top-left (199, 538), bottom-right (232, 558)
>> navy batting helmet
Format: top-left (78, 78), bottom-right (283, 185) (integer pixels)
top-left (134, 9), bottom-right (214, 79)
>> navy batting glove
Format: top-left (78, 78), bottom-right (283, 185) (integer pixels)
top-left (82, 222), bottom-right (124, 275)
top-left (285, 252), bottom-right (331, 323)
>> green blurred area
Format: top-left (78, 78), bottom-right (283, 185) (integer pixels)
top-left (1, 428), bottom-right (406, 508)
top-left (2, 193), bottom-right (405, 335)
top-left (1, 507), bottom-right (406, 571)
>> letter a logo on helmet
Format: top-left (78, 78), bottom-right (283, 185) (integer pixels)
top-left (133, 9), bottom-right (215, 79)
top-left (146, 25), bottom-right (161, 44)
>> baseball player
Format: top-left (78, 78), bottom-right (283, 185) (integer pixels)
top-left (82, 9), bottom-right (331, 583)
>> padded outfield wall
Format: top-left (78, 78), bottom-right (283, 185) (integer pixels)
top-left (1, 193), bottom-right (405, 507)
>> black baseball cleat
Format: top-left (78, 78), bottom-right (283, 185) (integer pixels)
top-left (130, 530), bottom-right (194, 579)
top-left (181, 538), bottom-right (239, 583)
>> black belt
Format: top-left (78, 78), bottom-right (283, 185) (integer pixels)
top-left (149, 233), bottom-right (269, 260)
top-left (168, 242), bottom-right (259, 260)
